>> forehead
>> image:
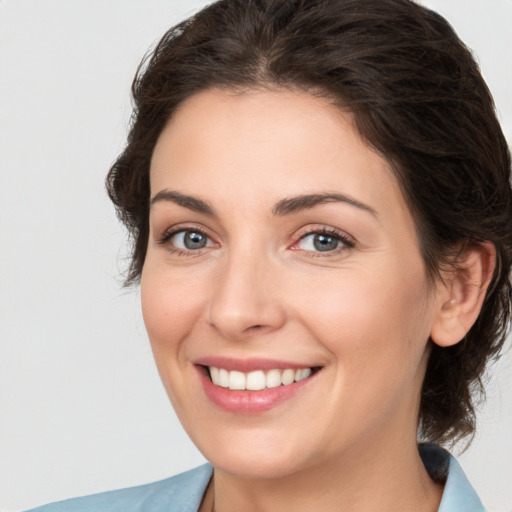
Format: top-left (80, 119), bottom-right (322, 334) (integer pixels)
top-left (150, 88), bottom-right (408, 223)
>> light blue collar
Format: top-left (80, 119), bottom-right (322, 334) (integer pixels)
top-left (420, 444), bottom-right (486, 511)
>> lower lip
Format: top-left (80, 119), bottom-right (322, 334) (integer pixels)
top-left (197, 367), bottom-right (318, 414)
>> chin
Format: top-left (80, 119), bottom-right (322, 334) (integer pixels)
top-left (190, 425), bottom-right (315, 480)
top-left (209, 450), bottom-right (307, 480)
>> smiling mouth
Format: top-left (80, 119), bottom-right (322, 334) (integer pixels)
top-left (204, 366), bottom-right (321, 391)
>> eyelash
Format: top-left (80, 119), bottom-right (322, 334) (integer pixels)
top-left (157, 226), bottom-right (213, 257)
top-left (157, 226), bottom-right (355, 256)
top-left (291, 227), bottom-right (355, 258)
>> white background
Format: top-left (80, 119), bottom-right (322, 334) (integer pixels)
top-left (0, 1), bottom-right (511, 511)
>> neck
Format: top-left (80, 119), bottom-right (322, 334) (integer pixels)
top-left (201, 434), bottom-right (443, 512)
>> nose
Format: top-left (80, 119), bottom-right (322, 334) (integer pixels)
top-left (207, 249), bottom-right (286, 341)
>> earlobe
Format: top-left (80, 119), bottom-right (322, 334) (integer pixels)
top-left (430, 242), bottom-right (496, 348)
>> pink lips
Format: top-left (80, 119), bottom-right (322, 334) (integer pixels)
top-left (195, 357), bottom-right (320, 414)
top-left (195, 356), bottom-right (313, 372)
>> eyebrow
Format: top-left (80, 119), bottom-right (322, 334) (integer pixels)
top-left (150, 190), bottom-right (376, 217)
top-left (272, 193), bottom-right (377, 217)
top-left (150, 190), bottom-right (215, 215)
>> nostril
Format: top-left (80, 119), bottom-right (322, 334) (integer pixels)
top-left (246, 324), bottom-right (264, 332)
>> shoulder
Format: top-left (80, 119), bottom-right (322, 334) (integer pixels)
top-left (419, 444), bottom-right (487, 512)
top-left (25, 464), bottom-right (213, 512)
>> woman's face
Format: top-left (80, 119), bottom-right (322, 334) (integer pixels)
top-left (142, 88), bottom-right (443, 479)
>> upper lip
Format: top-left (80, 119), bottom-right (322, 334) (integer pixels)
top-left (194, 356), bottom-right (321, 373)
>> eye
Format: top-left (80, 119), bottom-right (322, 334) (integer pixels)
top-left (159, 228), bottom-right (215, 252)
top-left (294, 229), bottom-right (354, 254)
top-left (173, 230), bottom-right (209, 249)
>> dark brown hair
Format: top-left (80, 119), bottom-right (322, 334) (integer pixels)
top-left (106, 0), bottom-right (512, 446)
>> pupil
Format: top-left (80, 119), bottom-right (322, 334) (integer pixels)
top-left (313, 234), bottom-right (338, 251)
top-left (184, 232), bottom-right (206, 249)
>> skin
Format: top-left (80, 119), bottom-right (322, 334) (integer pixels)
top-left (141, 88), bottom-right (491, 511)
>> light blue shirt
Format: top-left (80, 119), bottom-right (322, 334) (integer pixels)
top-left (26, 445), bottom-right (486, 512)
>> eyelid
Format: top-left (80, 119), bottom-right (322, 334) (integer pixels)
top-left (290, 225), bottom-right (356, 254)
top-left (155, 223), bottom-right (355, 256)
top-left (156, 224), bottom-right (218, 251)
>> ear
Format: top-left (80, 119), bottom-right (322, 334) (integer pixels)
top-left (430, 242), bottom-right (496, 347)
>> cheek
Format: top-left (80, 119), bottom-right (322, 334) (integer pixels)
top-left (140, 262), bottom-right (208, 357)
top-left (299, 265), bottom-right (432, 433)
top-left (295, 260), bottom-right (432, 375)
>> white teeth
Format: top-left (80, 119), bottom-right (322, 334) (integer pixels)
top-left (281, 368), bottom-right (295, 386)
top-left (294, 368), bottom-right (312, 382)
top-left (218, 368), bottom-right (229, 388)
top-left (229, 370), bottom-right (246, 390)
top-left (208, 366), bottom-right (314, 390)
top-left (246, 370), bottom-right (266, 391)
top-left (209, 367), bottom-right (220, 384)
top-left (266, 369), bottom-right (282, 388)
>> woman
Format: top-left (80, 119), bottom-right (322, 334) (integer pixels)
top-left (28, 0), bottom-right (512, 510)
